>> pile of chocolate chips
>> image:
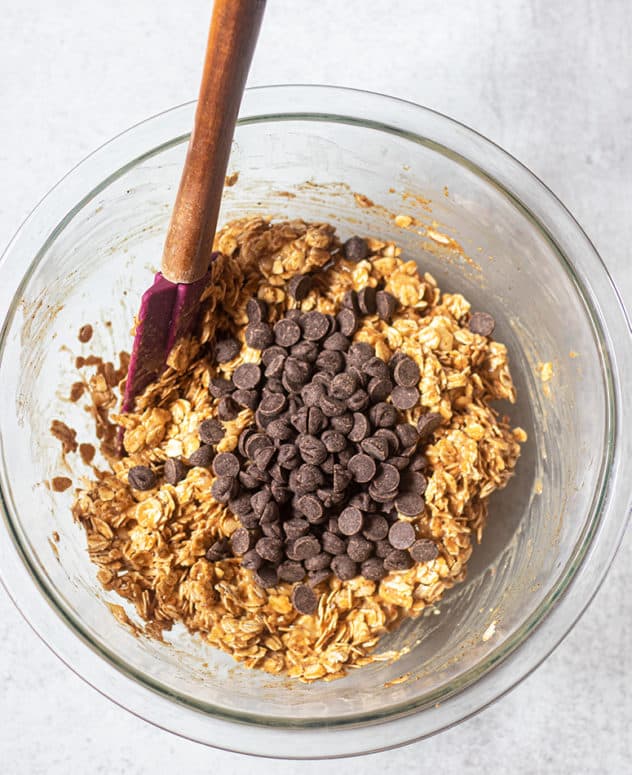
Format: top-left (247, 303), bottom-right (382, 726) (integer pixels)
top-left (200, 279), bottom-right (441, 614)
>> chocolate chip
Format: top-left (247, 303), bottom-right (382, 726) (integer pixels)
top-left (330, 373), bottom-right (357, 400)
top-left (291, 534), bottom-right (321, 560)
top-left (396, 423), bottom-right (419, 449)
top-left (384, 548), bottom-right (414, 571)
top-left (416, 412), bottom-right (442, 439)
top-left (233, 363), bottom-right (261, 390)
top-left (321, 454), bottom-right (334, 475)
top-left (374, 463), bottom-right (400, 492)
top-left (343, 236), bottom-right (369, 262)
top-left (395, 491), bottom-right (425, 517)
top-left (239, 509), bottom-right (261, 530)
top-left (389, 455), bottom-right (410, 471)
top-left (257, 393), bottom-right (286, 418)
top-left (128, 465), bottom-right (156, 490)
top-left (237, 548), bottom-right (261, 570)
top-left (199, 418), bottom-right (225, 445)
top-left (376, 290), bottom-right (398, 322)
top-left (339, 506), bottom-right (364, 536)
top-left (288, 273), bottom-right (313, 301)
top-left (254, 563), bottom-right (278, 588)
top-left (250, 489), bottom-right (271, 516)
top-left (209, 376), bottom-right (235, 398)
top-left (404, 471), bottom-right (428, 495)
top-left (246, 298), bottom-right (268, 324)
top-left (300, 311), bottom-right (329, 341)
top-left (245, 432), bottom-right (272, 459)
top-left (410, 539), bottom-right (439, 563)
top-left (374, 426), bottom-right (400, 452)
top-left (468, 311), bottom-right (496, 337)
top-left (267, 418), bottom-right (294, 441)
top-left (320, 394), bottom-right (346, 417)
top-left (342, 289), bottom-right (360, 312)
top-left (290, 406), bottom-right (308, 434)
top-left (375, 539), bottom-right (392, 558)
top-left (361, 557), bottom-right (386, 581)
top-left (239, 469), bottom-right (260, 489)
top-left (347, 534), bottom-right (373, 562)
top-left (211, 475), bottom-right (237, 504)
top-left (291, 340), bottom-right (319, 362)
top-left (362, 514), bottom-right (389, 541)
top-left (362, 356), bottom-right (390, 381)
top-left (323, 332), bottom-right (350, 352)
top-left (316, 350), bottom-right (345, 374)
top-left (347, 388), bottom-right (370, 412)
top-left (246, 323), bottom-right (274, 350)
top-left (231, 389), bottom-right (258, 411)
top-left (278, 560), bottom-right (306, 582)
top-left (297, 493), bottom-right (324, 523)
top-left (367, 377), bottom-right (393, 402)
top-left (388, 520), bottom-right (416, 549)
top-left (308, 569), bottom-right (331, 587)
top-left (322, 531), bottom-right (347, 555)
top-left (300, 382), bottom-right (324, 407)
top-left (283, 357), bottom-right (312, 391)
top-left (264, 355), bottom-right (285, 379)
top-left (269, 463), bottom-right (287, 483)
top-left (164, 458), bottom-right (187, 485)
top-left (256, 536), bottom-right (284, 564)
top-left (358, 287), bottom-right (377, 315)
top-left (274, 318), bottom-right (302, 347)
top-left (322, 430), bottom-right (347, 453)
top-left (262, 519), bottom-right (284, 540)
top-left (349, 453), bottom-right (376, 484)
top-left (332, 464), bottom-right (352, 494)
top-left (349, 493), bottom-right (374, 511)
top-left (261, 345), bottom-right (287, 366)
top-left (218, 396), bottom-right (239, 421)
top-left (336, 308), bottom-right (359, 337)
top-left (347, 341), bottom-right (374, 366)
top-left (253, 445), bottom-right (275, 470)
top-left (297, 434), bottom-right (328, 465)
top-left (211, 452), bottom-right (238, 478)
top-left (189, 444), bottom-right (214, 468)
top-left (348, 412), bottom-right (370, 443)
top-left (330, 413), bottom-right (354, 434)
top-left (228, 492), bottom-right (254, 517)
top-left (284, 518), bottom-right (310, 540)
top-left (270, 481), bottom-right (290, 504)
top-left (391, 385), bottom-right (419, 410)
top-left (307, 406), bottom-right (328, 435)
top-left (215, 334), bottom-right (240, 363)
top-left (393, 356), bottom-right (420, 388)
top-left (294, 463), bottom-right (325, 493)
top-left (304, 552), bottom-right (332, 571)
top-left (360, 436), bottom-right (390, 461)
top-left (291, 583), bottom-right (318, 614)
top-left (206, 538), bottom-right (230, 561)
top-left (331, 554), bottom-right (358, 580)
top-left (231, 527), bottom-right (254, 555)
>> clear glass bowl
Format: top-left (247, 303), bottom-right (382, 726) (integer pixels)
top-left (0, 86), bottom-right (630, 758)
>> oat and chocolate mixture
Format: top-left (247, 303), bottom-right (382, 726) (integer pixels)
top-left (70, 217), bottom-right (525, 682)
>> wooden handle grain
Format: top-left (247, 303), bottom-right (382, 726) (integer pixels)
top-left (161, 0), bottom-right (266, 284)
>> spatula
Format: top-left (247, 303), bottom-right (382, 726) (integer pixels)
top-left (122, 0), bottom-right (266, 412)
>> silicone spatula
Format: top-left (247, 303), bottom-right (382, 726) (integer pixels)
top-left (122, 0), bottom-right (266, 412)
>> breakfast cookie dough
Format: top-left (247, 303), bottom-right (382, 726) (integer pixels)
top-left (69, 217), bottom-right (525, 682)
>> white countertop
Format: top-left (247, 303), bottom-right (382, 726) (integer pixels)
top-left (1, 1), bottom-right (630, 772)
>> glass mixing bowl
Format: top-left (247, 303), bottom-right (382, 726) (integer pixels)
top-left (0, 86), bottom-right (630, 758)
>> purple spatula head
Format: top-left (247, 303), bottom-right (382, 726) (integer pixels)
top-left (122, 270), bottom-right (210, 412)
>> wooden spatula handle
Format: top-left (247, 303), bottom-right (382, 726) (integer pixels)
top-left (161, 0), bottom-right (266, 284)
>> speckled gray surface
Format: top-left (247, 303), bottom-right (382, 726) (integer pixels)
top-left (1, 1), bottom-right (630, 772)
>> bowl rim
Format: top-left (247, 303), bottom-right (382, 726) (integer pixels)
top-left (0, 84), bottom-right (631, 758)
